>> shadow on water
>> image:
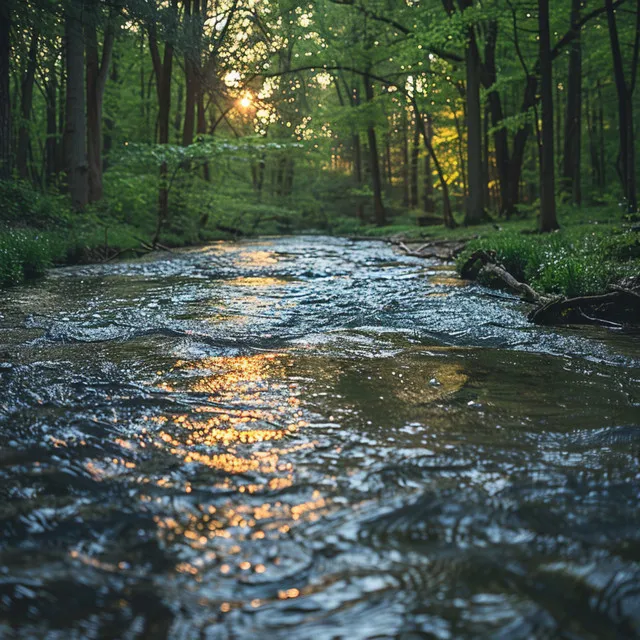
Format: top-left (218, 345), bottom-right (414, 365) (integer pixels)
top-left (0, 236), bottom-right (639, 638)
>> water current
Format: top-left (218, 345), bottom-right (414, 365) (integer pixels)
top-left (1, 236), bottom-right (639, 638)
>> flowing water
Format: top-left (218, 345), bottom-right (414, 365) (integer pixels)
top-left (1, 236), bottom-right (639, 639)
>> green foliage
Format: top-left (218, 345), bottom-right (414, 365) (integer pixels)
top-left (0, 229), bottom-right (56, 286)
top-left (458, 222), bottom-right (640, 298)
top-left (0, 180), bottom-right (71, 228)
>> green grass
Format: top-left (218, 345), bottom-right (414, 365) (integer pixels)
top-left (1, 171), bottom-right (637, 298)
top-left (456, 220), bottom-right (640, 298)
top-left (0, 230), bottom-right (58, 287)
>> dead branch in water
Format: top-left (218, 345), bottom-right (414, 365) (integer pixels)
top-left (458, 250), bottom-right (640, 328)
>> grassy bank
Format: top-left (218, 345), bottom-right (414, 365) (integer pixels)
top-left (455, 214), bottom-right (639, 298)
top-left (1, 176), bottom-right (638, 297)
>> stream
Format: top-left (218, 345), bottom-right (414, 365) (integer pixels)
top-left (1, 236), bottom-right (639, 639)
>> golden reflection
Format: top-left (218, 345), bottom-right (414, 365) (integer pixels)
top-left (226, 276), bottom-right (291, 288)
top-left (147, 352), bottom-right (335, 566)
top-left (429, 274), bottom-right (469, 287)
top-left (237, 250), bottom-right (279, 267)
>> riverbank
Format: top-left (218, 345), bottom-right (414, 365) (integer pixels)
top-left (378, 206), bottom-right (639, 299)
top-left (1, 180), bottom-right (637, 298)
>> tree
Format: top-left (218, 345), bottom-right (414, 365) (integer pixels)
top-left (85, 6), bottom-right (116, 202)
top-left (561, 0), bottom-right (583, 205)
top-left (0, 1), bottom-right (11, 180)
top-left (64, 0), bottom-right (89, 210)
top-left (538, 0), bottom-right (560, 231)
top-left (606, 0), bottom-right (639, 213)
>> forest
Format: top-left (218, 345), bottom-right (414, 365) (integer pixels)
top-left (0, 0), bottom-right (638, 295)
top-left (2, 2), bottom-right (640, 636)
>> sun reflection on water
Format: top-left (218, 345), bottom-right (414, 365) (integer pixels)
top-left (141, 351), bottom-right (333, 590)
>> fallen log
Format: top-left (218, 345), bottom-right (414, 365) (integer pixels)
top-left (529, 289), bottom-right (640, 327)
top-left (459, 250), bottom-right (640, 328)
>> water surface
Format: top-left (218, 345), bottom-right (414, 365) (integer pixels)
top-left (1, 236), bottom-right (639, 638)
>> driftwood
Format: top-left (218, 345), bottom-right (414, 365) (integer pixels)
top-left (459, 250), bottom-right (640, 328)
top-left (529, 288), bottom-right (640, 327)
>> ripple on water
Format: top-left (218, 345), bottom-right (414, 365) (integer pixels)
top-left (0, 236), bottom-right (638, 637)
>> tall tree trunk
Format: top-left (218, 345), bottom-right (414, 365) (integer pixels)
top-left (606, 0), bottom-right (639, 212)
top-left (103, 56), bottom-right (117, 170)
top-left (364, 73), bottom-right (386, 226)
top-left (182, 0), bottom-right (197, 146)
top-left (86, 16), bottom-right (115, 203)
top-left (561, 0), bottom-right (583, 205)
top-left (410, 116), bottom-right (420, 208)
top-left (415, 103), bottom-right (456, 228)
top-left (538, 0), bottom-right (559, 231)
top-left (463, 32), bottom-right (487, 224)
top-left (17, 30), bottom-right (39, 181)
top-left (401, 110), bottom-right (409, 207)
top-left (597, 80), bottom-right (606, 189)
top-left (149, 1), bottom-right (177, 244)
top-left (0, 2), bottom-right (11, 180)
top-left (64, 0), bottom-right (89, 210)
top-left (423, 114), bottom-right (435, 213)
top-left (45, 51), bottom-right (59, 184)
top-left (485, 35), bottom-right (512, 216)
top-left (197, 92), bottom-right (210, 181)
top-left (353, 132), bottom-right (364, 220)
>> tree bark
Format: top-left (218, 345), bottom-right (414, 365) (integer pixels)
top-left (182, 0), bottom-right (198, 146)
top-left (0, 2), bottom-right (11, 180)
top-left (149, 1), bottom-right (177, 243)
top-left (415, 105), bottom-right (456, 228)
top-left (423, 114), bottom-right (435, 213)
top-left (401, 109), bottom-right (409, 207)
top-left (17, 30), bottom-right (39, 181)
top-left (463, 30), bottom-right (487, 224)
top-left (410, 115), bottom-right (420, 208)
top-left (364, 73), bottom-right (386, 226)
top-left (45, 50), bottom-right (59, 184)
top-left (64, 0), bottom-right (89, 210)
top-left (86, 15), bottom-right (115, 203)
top-left (561, 0), bottom-right (583, 205)
top-left (538, 0), bottom-right (559, 231)
top-left (605, 0), bottom-right (638, 212)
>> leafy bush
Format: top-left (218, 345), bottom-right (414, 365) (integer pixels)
top-left (457, 225), bottom-right (640, 297)
top-left (0, 230), bottom-right (56, 286)
top-left (0, 180), bottom-right (71, 228)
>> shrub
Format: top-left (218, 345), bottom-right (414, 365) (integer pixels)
top-left (457, 226), bottom-right (640, 298)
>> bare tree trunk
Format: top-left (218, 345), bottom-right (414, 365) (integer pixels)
top-left (606, 0), bottom-right (639, 212)
top-left (149, 1), bottom-right (177, 244)
top-left (17, 30), bottom-right (38, 181)
top-left (353, 132), bottom-right (365, 220)
top-left (561, 0), bottom-right (583, 205)
top-left (197, 92), bottom-right (210, 180)
top-left (415, 104), bottom-right (456, 228)
top-left (410, 116), bottom-right (420, 208)
top-left (182, 0), bottom-right (197, 146)
top-left (423, 114), bottom-right (435, 213)
top-left (401, 109), bottom-right (409, 207)
top-left (597, 80), bottom-right (606, 188)
top-left (86, 16), bottom-right (115, 203)
top-left (0, 3), bottom-right (11, 180)
top-left (64, 0), bottom-right (89, 210)
top-left (45, 50), bottom-right (59, 184)
top-left (538, 0), bottom-right (559, 231)
top-left (463, 29), bottom-right (487, 224)
top-left (364, 73), bottom-right (386, 226)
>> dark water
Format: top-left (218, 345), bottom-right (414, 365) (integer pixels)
top-left (1, 236), bottom-right (639, 639)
